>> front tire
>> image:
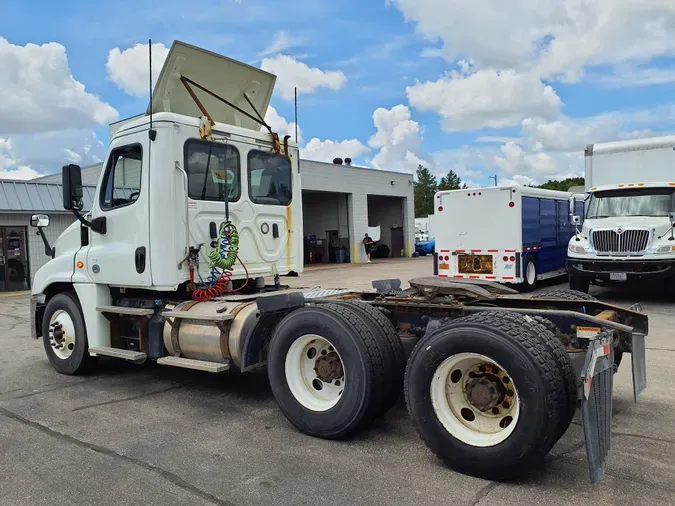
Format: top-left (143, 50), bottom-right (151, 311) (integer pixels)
top-left (42, 292), bottom-right (96, 375)
top-left (405, 312), bottom-right (563, 480)
top-left (569, 274), bottom-right (590, 294)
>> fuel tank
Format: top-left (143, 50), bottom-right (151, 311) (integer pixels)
top-left (162, 300), bottom-right (260, 369)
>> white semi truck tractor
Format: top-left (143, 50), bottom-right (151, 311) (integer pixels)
top-left (29, 40), bottom-right (649, 483)
top-left (567, 136), bottom-right (675, 293)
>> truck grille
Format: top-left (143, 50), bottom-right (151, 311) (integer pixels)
top-left (591, 229), bottom-right (650, 254)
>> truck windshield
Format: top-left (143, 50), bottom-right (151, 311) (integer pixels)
top-left (586, 188), bottom-right (675, 218)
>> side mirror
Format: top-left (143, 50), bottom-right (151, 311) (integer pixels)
top-left (62, 164), bottom-right (83, 211)
top-left (30, 214), bottom-right (50, 228)
top-left (568, 195), bottom-right (575, 215)
top-left (669, 211), bottom-right (675, 224)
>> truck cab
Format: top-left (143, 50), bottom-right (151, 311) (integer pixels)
top-left (30, 40), bottom-right (302, 371)
top-left (567, 182), bottom-right (675, 292)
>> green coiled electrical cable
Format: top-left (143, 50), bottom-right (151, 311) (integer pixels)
top-left (208, 221), bottom-right (239, 270)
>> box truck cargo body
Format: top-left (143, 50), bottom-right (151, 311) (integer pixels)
top-left (434, 186), bottom-right (583, 290)
top-left (567, 135), bottom-right (675, 292)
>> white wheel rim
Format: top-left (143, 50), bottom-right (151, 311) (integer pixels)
top-left (430, 353), bottom-right (520, 447)
top-left (48, 310), bottom-right (76, 360)
top-left (285, 334), bottom-right (345, 412)
top-left (526, 261), bottom-right (536, 284)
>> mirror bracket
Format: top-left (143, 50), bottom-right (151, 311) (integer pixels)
top-left (73, 212), bottom-right (106, 235)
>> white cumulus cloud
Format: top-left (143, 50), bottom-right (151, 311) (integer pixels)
top-left (106, 42), bottom-right (170, 97)
top-left (367, 105), bottom-right (428, 172)
top-left (264, 106), bottom-right (303, 144)
top-left (407, 68), bottom-right (562, 132)
top-left (389, 0), bottom-right (675, 79)
top-left (260, 54), bottom-right (346, 100)
top-left (0, 37), bottom-right (118, 135)
top-left (301, 138), bottom-right (369, 164)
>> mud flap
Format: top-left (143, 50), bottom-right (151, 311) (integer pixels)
top-left (631, 332), bottom-right (647, 402)
top-left (580, 332), bottom-right (613, 484)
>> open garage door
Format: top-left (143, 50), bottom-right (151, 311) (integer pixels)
top-left (302, 190), bottom-right (350, 264)
top-left (367, 195), bottom-right (405, 258)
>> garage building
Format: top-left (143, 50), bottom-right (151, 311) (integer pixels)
top-left (3, 157), bottom-right (412, 291)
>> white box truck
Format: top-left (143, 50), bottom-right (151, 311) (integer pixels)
top-left (567, 136), bottom-right (675, 293)
top-left (433, 185), bottom-right (583, 291)
top-left (26, 40), bottom-right (649, 483)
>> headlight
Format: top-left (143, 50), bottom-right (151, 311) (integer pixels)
top-left (569, 244), bottom-right (587, 254)
top-left (656, 245), bottom-right (675, 253)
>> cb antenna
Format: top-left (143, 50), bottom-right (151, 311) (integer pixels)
top-left (148, 39), bottom-right (156, 141)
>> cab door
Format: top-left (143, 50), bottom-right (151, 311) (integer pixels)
top-left (86, 132), bottom-right (152, 287)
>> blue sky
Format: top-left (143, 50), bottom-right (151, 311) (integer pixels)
top-left (1, 0), bottom-right (675, 187)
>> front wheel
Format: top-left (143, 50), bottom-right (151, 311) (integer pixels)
top-left (42, 292), bottom-right (96, 375)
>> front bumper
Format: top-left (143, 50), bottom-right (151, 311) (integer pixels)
top-left (567, 257), bottom-right (675, 282)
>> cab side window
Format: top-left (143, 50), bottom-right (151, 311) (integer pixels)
top-left (100, 144), bottom-right (143, 210)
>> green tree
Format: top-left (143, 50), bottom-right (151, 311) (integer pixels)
top-left (536, 177), bottom-right (585, 191)
top-left (414, 165), bottom-right (438, 217)
top-left (438, 169), bottom-right (463, 191)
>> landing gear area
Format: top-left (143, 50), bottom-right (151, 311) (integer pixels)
top-left (30, 278), bottom-right (648, 484)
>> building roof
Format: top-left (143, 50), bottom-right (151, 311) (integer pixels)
top-left (0, 181), bottom-right (97, 213)
top-left (33, 164), bottom-right (103, 186)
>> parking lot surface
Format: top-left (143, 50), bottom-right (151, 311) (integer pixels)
top-left (1, 257), bottom-right (674, 506)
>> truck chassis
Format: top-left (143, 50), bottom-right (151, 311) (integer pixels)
top-left (30, 277), bottom-right (647, 484)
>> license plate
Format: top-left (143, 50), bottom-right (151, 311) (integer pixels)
top-left (610, 272), bottom-right (627, 281)
top-left (458, 254), bottom-right (493, 274)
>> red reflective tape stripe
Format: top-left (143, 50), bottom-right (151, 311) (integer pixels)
top-left (485, 276), bottom-right (496, 279)
top-left (471, 249), bottom-right (482, 253)
top-left (438, 274), bottom-right (448, 278)
top-left (487, 250), bottom-right (499, 252)
top-left (602, 344), bottom-right (611, 356)
top-left (454, 275), bottom-right (464, 278)
top-left (505, 249), bottom-right (516, 252)
top-left (456, 249), bottom-right (466, 252)
top-left (469, 275), bottom-right (480, 279)
top-left (440, 250), bottom-right (450, 252)
top-left (503, 276), bottom-right (514, 280)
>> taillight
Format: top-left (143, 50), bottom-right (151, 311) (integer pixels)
top-left (508, 201), bottom-right (515, 208)
top-left (438, 206), bottom-right (443, 212)
top-left (510, 256), bottom-right (515, 262)
top-left (503, 256), bottom-right (508, 262)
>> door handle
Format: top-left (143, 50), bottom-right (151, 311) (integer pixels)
top-left (209, 221), bottom-right (217, 239)
top-left (135, 247), bottom-right (146, 274)
top-left (272, 223), bottom-right (279, 238)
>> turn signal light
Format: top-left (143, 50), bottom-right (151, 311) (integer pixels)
top-left (76, 261), bottom-right (84, 269)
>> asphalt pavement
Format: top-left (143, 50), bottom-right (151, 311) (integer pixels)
top-left (1, 258), bottom-right (673, 506)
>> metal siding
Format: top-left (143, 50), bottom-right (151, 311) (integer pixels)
top-left (521, 197), bottom-right (540, 245)
top-left (4, 183), bottom-right (21, 210)
top-left (539, 199), bottom-right (557, 274)
top-left (15, 184), bottom-right (31, 211)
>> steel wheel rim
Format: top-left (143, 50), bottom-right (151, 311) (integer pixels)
top-left (430, 352), bottom-right (520, 447)
top-left (285, 334), bottom-right (345, 412)
top-left (49, 310), bottom-right (76, 360)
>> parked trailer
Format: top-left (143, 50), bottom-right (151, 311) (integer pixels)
top-left (29, 41), bottom-right (648, 485)
top-left (433, 186), bottom-right (585, 290)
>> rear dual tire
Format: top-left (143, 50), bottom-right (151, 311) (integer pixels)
top-left (267, 302), bottom-right (405, 439)
top-left (404, 311), bottom-right (572, 480)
